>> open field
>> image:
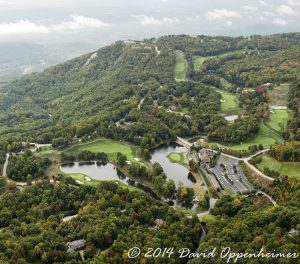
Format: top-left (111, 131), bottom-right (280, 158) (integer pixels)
top-left (267, 85), bottom-right (289, 106)
top-left (174, 50), bottom-right (188, 81)
top-left (193, 50), bottom-right (246, 72)
top-left (214, 88), bottom-right (241, 113)
top-left (208, 123), bottom-right (282, 151)
top-left (266, 109), bottom-right (292, 132)
top-left (64, 138), bottom-right (137, 161)
top-left (255, 154), bottom-right (300, 179)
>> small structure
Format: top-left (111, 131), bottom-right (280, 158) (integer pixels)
top-left (154, 219), bottom-right (165, 228)
top-left (288, 228), bottom-right (299, 238)
top-left (66, 239), bottom-right (86, 252)
top-left (62, 214), bottom-right (78, 222)
top-left (193, 196), bottom-right (199, 203)
top-left (198, 148), bottom-right (215, 163)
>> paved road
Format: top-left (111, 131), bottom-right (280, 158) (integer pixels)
top-left (2, 153), bottom-right (9, 177)
top-left (256, 191), bottom-right (278, 207)
top-left (216, 149), bottom-right (274, 182)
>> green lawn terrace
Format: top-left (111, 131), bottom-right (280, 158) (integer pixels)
top-left (207, 123), bottom-right (282, 151)
top-left (174, 50), bottom-right (188, 81)
top-left (255, 154), bottom-right (300, 180)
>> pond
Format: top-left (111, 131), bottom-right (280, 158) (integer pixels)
top-left (150, 143), bottom-right (195, 187)
top-left (60, 162), bottom-right (159, 198)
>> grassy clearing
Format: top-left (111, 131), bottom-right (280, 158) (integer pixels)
top-left (220, 78), bottom-right (233, 90)
top-left (256, 154), bottom-right (300, 179)
top-left (266, 109), bottom-right (292, 133)
top-left (214, 88), bottom-right (241, 113)
top-left (64, 138), bottom-right (138, 161)
top-left (198, 214), bottom-right (217, 223)
top-left (35, 148), bottom-right (60, 158)
top-left (209, 123), bottom-right (282, 151)
top-left (65, 173), bottom-right (141, 191)
top-left (174, 50), bottom-right (188, 81)
top-left (193, 50), bottom-right (246, 72)
top-left (267, 85), bottom-right (289, 106)
top-left (222, 188), bottom-right (237, 197)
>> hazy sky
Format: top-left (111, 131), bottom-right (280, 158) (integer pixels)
top-left (0, 0), bottom-right (300, 45)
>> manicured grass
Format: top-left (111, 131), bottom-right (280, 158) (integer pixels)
top-left (193, 50), bottom-right (246, 72)
top-left (266, 109), bottom-right (292, 133)
top-left (267, 85), bottom-right (289, 106)
top-left (256, 154), bottom-right (300, 179)
top-left (66, 173), bottom-right (99, 186)
top-left (66, 173), bottom-right (141, 191)
top-left (209, 123), bottom-right (282, 151)
top-left (174, 50), bottom-right (188, 81)
top-left (64, 138), bottom-right (137, 161)
top-left (214, 88), bottom-right (241, 113)
top-left (167, 152), bottom-right (185, 164)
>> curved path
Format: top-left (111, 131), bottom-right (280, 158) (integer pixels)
top-left (2, 153), bottom-right (9, 177)
top-left (256, 191), bottom-right (278, 207)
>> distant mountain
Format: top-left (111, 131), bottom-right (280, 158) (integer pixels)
top-left (0, 42), bottom-right (98, 82)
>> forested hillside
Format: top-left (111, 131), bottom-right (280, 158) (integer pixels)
top-left (0, 181), bottom-right (201, 263)
top-left (1, 33), bottom-right (300, 152)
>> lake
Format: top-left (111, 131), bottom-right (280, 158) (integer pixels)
top-left (60, 162), bottom-right (159, 198)
top-left (150, 143), bottom-right (195, 187)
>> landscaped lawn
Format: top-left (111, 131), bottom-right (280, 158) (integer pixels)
top-left (209, 123), bottom-right (282, 151)
top-left (174, 50), bottom-right (188, 81)
top-left (214, 88), bottom-right (241, 113)
top-left (256, 154), bottom-right (300, 179)
top-left (266, 109), bottom-right (292, 133)
top-left (64, 138), bottom-right (137, 161)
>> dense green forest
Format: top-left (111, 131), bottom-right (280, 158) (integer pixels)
top-left (0, 181), bottom-right (201, 263)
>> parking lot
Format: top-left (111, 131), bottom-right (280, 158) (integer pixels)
top-left (209, 155), bottom-right (253, 193)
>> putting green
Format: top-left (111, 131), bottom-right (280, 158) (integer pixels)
top-left (214, 88), bottom-right (241, 113)
top-left (167, 152), bottom-right (185, 164)
top-left (65, 173), bottom-right (141, 191)
top-left (266, 109), bottom-right (292, 133)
